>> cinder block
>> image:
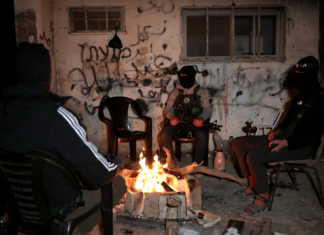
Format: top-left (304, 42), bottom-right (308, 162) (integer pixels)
top-left (124, 189), bottom-right (144, 216)
top-left (186, 177), bottom-right (201, 210)
top-left (159, 192), bottom-right (187, 219)
top-left (143, 192), bottom-right (160, 218)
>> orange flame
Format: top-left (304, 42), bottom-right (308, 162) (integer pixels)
top-left (134, 153), bottom-right (174, 193)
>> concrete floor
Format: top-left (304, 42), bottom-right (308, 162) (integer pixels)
top-left (110, 154), bottom-right (324, 235)
top-left (2, 151), bottom-right (324, 235)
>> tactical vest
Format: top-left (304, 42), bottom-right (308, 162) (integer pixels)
top-left (173, 85), bottom-right (202, 122)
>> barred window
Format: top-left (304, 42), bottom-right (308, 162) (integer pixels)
top-left (69, 7), bottom-right (125, 32)
top-left (182, 7), bottom-right (285, 60)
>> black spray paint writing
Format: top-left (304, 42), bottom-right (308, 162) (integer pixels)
top-left (79, 44), bottom-right (132, 63)
top-left (131, 24), bottom-right (166, 46)
top-left (39, 22), bottom-right (54, 55)
top-left (137, 0), bottom-right (174, 15)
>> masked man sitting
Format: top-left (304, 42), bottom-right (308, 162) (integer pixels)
top-left (231, 56), bottom-right (324, 215)
top-left (160, 66), bottom-right (212, 168)
top-left (0, 43), bottom-right (126, 234)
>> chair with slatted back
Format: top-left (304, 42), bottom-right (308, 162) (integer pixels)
top-left (98, 96), bottom-right (153, 166)
top-left (0, 149), bottom-right (113, 235)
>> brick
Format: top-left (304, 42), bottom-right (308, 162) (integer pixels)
top-left (143, 192), bottom-right (160, 218)
top-left (159, 192), bottom-right (187, 219)
top-left (124, 189), bottom-right (144, 216)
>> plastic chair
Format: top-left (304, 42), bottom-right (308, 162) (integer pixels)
top-left (255, 110), bottom-right (285, 135)
top-left (268, 133), bottom-right (324, 211)
top-left (98, 96), bottom-right (153, 166)
top-left (0, 149), bottom-right (113, 235)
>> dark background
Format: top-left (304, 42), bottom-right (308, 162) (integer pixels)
top-left (320, 0), bottom-right (324, 83)
top-left (1, 0), bottom-right (16, 94)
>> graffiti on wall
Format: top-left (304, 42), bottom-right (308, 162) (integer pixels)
top-left (66, 0), bottom-right (288, 134)
top-left (68, 19), bottom-right (179, 115)
top-left (137, 0), bottom-right (175, 15)
top-left (39, 22), bottom-right (54, 55)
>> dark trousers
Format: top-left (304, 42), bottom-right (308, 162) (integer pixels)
top-left (231, 135), bottom-right (312, 194)
top-left (52, 175), bottom-right (126, 233)
top-left (0, 180), bottom-right (8, 217)
top-left (160, 125), bottom-right (209, 164)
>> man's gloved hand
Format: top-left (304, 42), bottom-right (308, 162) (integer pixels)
top-left (169, 115), bottom-right (179, 126)
top-left (106, 154), bottom-right (123, 164)
top-left (268, 129), bottom-right (281, 141)
top-left (193, 117), bottom-right (203, 127)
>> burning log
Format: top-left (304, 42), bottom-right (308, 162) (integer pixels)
top-left (161, 181), bottom-right (175, 192)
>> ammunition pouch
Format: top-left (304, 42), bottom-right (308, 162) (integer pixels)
top-left (173, 85), bottom-right (202, 123)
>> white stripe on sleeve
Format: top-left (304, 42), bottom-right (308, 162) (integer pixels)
top-left (57, 107), bottom-right (117, 172)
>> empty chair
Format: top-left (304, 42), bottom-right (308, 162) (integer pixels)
top-left (0, 149), bottom-right (113, 235)
top-left (98, 96), bottom-right (153, 165)
top-left (255, 110), bottom-right (285, 135)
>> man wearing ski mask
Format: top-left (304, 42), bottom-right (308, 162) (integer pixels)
top-left (160, 66), bottom-right (212, 168)
top-left (231, 56), bottom-right (324, 215)
top-left (0, 43), bottom-right (126, 234)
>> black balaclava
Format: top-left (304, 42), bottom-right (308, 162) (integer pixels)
top-left (295, 56), bottom-right (320, 91)
top-left (15, 42), bottom-right (51, 87)
top-left (177, 66), bottom-right (196, 89)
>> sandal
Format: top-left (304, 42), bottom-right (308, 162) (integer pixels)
top-left (244, 195), bottom-right (269, 215)
top-left (234, 186), bottom-right (254, 197)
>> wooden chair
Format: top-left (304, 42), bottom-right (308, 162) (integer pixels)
top-left (0, 149), bottom-right (113, 235)
top-left (98, 96), bottom-right (153, 166)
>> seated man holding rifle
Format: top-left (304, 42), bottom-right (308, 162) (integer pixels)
top-left (160, 66), bottom-right (212, 169)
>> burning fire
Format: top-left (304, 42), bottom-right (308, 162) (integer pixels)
top-left (134, 152), bottom-right (175, 193)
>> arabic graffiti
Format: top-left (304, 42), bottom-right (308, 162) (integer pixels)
top-left (137, 0), bottom-right (174, 15)
top-left (131, 24), bottom-right (167, 46)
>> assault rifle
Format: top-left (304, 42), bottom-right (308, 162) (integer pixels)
top-left (176, 120), bottom-right (222, 138)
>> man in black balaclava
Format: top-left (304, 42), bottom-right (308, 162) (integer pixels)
top-left (230, 56), bottom-right (324, 215)
top-left (160, 66), bottom-right (212, 168)
top-left (0, 43), bottom-right (126, 234)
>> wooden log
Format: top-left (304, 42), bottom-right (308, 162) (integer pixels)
top-left (173, 162), bottom-right (248, 186)
top-left (163, 147), bottom-right (248, 186)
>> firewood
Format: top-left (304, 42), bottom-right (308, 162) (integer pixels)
top-left (163, 147), bottom-right (248, 186)
top-left (172, 162), bottom-right (248, 186)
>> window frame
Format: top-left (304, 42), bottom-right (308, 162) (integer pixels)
top-left (181, 5), bottom-right (286, 62)
top-left (68, 6), bottom-right (126, 34)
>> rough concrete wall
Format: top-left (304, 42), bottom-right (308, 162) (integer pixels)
top-left (54, 0), bottom-right (319, 157)
top-left (14, 0), bottom-right (56, 93)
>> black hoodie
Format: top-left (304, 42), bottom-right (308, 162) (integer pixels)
top-left (0, 86), bottom-right (118, 207)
